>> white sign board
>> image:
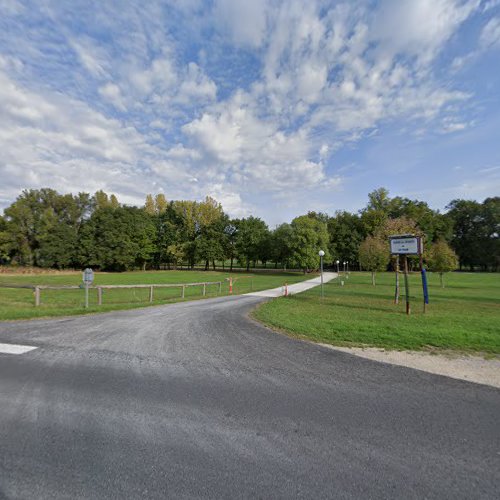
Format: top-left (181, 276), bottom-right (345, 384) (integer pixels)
top-left (83, 268), bottom-right (94, 285)
top-left (390, 237), bottom-right (420, 255)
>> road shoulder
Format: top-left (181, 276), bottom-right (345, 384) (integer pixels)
top-left (319, 344), bottom-right (500, 389)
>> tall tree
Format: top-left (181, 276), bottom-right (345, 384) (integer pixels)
top-left (427, 240), bottom-right (458, 288)
top-left (327, 211), bottom-right (365, 268)
top-left (358, 236), bottom-right (389, 285)
top-left (235, 217), bottom-right (269, 271)
top-left (270, 223), bottom-right (293, 270)
top-left (289, 215), bottom-right (330, 273)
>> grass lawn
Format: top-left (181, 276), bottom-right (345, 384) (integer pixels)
top-left (252, 272), bottom-right (500, 354)
top-left (0, 270), bottom-right (311, 321)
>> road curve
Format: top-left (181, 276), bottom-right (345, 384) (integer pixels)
top-left (0, 291), bottom-right (499, 499)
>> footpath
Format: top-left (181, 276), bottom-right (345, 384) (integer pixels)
top-left (245, 272), bottom-right (337, 298)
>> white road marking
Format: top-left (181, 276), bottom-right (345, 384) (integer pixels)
top-left (0, 343), bottom-right (38, 355)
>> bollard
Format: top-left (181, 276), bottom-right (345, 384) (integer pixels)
top-left (284, 283), bottom-right (288, 296)
top-left (149, 285), bottom-right (154, 303)
top-left (203, 283), bottom-right (206, 296)
top-left (229, 277), bottom-right (233, 295)
top-left (35, 286), bottom-right (40, 307)
top-left (98, 287), bottom-right (103, 306)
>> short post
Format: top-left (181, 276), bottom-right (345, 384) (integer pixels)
top-left (229, 277), bottom-right (233, 295)
top-left (182, 285), bottom-right (185, 299)
top-left (149, 285), bottom-right (154, 303)
top-left (203, 283), bottom-right (206, 296)
top-left (218, 282), bottom-right (222, 294)
top-left (85, 283), bottom-right (89, 309)
top-left (35, 286), bottom-right (40, 307)
top-left (98, 287), bottom-right (103, 306)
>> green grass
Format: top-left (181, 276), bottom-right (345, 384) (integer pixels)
top-left (252, 272), bottom-right (500, 354)
top-left (0, 270), bottom-right (312, 321)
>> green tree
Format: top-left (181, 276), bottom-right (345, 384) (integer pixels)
top-left (289, 215), bottom-right (330, 273)
top-left (270, 223), bottom-right (293, 270)
top-left (427, 240), bottom-right (458, 288)
top-left (358, 236), bottom-right (389, 285)
top-left (235, 217), bottom-right (269, 271)
top-left (77, 206), bottom-right (155, 271)
top-left (327, 211), bottom-right (365, 269)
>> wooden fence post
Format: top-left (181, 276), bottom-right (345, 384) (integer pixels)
top-left (149, 285), bottom-right (154, 303)
top-left (203, 283), bottom-right (206, 296)
top-left (98, 287), bottom-right (102, 306)
top-left (218, 282), bottom-right (222, 294)
top-left (35, 286), bottom-right (40, 307)
top-left (182, 285), bottom-right (185, 299)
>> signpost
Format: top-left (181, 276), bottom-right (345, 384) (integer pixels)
top-left (389, 235), bottom-right (427, 315)
top-left (82, 268), bottom-right (94, 308)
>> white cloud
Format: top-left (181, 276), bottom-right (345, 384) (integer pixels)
top-left (372, 0), bottom-right (480, 64)
top-left (213, 0), bottom-right (269, 48)
top-left (98, 83), bottom-right (127, 111)
top-left (480, 16), bottom-right (500, 47)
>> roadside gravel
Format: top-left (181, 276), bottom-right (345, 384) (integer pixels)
top-left (319, 344), bottom-right (500, 388)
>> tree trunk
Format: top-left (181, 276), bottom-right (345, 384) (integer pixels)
top-left (246, 258), bottom-right (250, 271)
top-left (212, 260), bottom-right (215, 271)
top-left (372, 271), bottom-right (375, 286)
top-left (205, 260), bottom-right (209, 271)
top-left (230, 256), bottom-right (233, 272)
top-left (440, 272), bottom-right (444, 288)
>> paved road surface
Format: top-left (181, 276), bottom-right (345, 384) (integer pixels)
top-left (0, 289), bottom-right (499, 499)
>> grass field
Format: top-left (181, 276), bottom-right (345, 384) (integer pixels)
top-left (0, 270), bottom-right (311, 321)
top-left (253, 272), bottom-right (500, 354)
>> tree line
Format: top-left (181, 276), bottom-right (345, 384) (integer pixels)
top-left (0, 187), bottom-right (498, 273)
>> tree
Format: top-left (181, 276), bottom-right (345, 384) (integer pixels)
top-left (235, 217), bottom-right (269, 271)
top-left (445, 199), bottom-right (497, 271)
top-left (327, 211), bottom-right (365, 269)
top-left (144, 194), bottom-right (156, 215)
top-left (427, 240), bottom-right (458, 287)
top-left (358, 236), bottom-right (389, 285)
top-left (77, 207), bottom-right (155, 271)
top-left (270, 223), bottom-right (293, 269)
top-left (289, 216), bottom-right (330, 273)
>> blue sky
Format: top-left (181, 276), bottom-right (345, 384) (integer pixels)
top-left (0, 0), bottom-right (499, 225)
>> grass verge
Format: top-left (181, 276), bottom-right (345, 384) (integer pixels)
top-left (252, 272), bottom-right (500, 354)
top-left (0, 270), bottom-right (311, 321)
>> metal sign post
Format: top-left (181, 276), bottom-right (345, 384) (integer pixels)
top-left (82, 268), bottom-right (94, 308)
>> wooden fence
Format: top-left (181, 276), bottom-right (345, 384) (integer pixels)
top-left (0, 281), bottom-right (223, 307)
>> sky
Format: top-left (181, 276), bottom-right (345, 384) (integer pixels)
top-left (0, 0), bottom-right (499, 226)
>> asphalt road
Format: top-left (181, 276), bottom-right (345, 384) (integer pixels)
top-left (0, 293), bottom-right (499, 499)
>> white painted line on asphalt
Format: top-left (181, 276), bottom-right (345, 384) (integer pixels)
top-left (0, 343), bottom-right (38, 355)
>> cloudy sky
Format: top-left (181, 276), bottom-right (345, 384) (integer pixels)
top-left (1, 0), bottom-right (499, 225)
